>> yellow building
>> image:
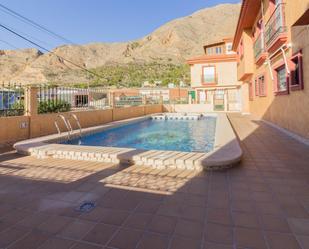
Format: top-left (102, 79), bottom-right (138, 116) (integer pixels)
top-left (233, 0), bottom-right (309, 139)
top-left (187, 38), bottom-right (243, 112)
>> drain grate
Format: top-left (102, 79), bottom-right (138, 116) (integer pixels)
top-left (76, 201), bottom-right (96, 213)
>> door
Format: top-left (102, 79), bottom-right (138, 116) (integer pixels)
top-left (213, 90), bottom-right (225, 111)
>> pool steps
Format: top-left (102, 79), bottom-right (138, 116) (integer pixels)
top-left (27, 144), bottom-right (219, 170)
top-left (151, 113), bottom-right (202, 120)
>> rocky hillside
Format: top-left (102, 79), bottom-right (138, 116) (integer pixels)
top-left (0, 3), bottom-right (240, 85)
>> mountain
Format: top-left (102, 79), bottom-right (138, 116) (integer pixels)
top-left (0, 3), bottom-right (240, 85)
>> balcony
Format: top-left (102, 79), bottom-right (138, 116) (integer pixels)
top-left (264, 3), bottom-right (288, 53)
top-left (253, 33), bottom-right (267, 65)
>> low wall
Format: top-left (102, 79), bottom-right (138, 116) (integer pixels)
top-left (113, 106), bottom-right (145, 121)
top-left (163, 104), bottom-right (214, 113)
top-left (0, 116), bottom-right (30, 146)
top-left (0, 104), bottom-right (163, 146)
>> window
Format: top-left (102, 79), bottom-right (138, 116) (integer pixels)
top-left (215, 47), bottom-right (222, 54)
top-left (226, 44), bottom-right (232, 52)
top-left (258, 76), bottom-right (266, 96)
top-left (275, 66), bottom-right (288, 93)
top-left (202, 66), bottom-right (216, 84)
top-left (206, 47), bottom-right (213, 55)
top-left (290, 51), bottom-right (304, 90)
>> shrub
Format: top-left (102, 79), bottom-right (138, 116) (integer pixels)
top-left (38, 100), bottom-right (71, 114)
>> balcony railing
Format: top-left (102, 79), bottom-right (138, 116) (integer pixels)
top-left (265, 3), bottom-right (287, 47)
top-left (254, 33), bottom-right (265, 59)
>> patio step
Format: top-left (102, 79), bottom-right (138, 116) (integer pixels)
top-left (29, 144), bottom-right (207, 170)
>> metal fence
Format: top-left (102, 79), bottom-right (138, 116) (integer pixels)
top-left (37, 86), bottom-right (109, 113)
top-left (0, 83), bottom-right (24, 117)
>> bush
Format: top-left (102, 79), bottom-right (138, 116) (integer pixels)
top-left (38, 100), bottom-right (71, 114)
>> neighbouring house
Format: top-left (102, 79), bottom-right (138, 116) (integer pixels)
top-left (187, 38), bottom-right (243, 112)
top-left (233, 0), bottom-right (309, 139)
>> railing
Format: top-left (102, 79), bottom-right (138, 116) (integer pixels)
top-left (254, 32), bottom-right (265, 59)
top-left (37, 86), bottom-right (109, 114)
top-left (265, 3), bottom-right (287, 47)
top-left (115, 95), bottom-right (143, 107)
top-left (0, 83), bottom-right (24, 117)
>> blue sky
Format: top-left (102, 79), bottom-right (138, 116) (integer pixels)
top-left (0, 0), bottom-right (240, 50)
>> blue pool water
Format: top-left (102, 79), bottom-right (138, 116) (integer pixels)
top-left (64, 117), bottom-right (217, 152)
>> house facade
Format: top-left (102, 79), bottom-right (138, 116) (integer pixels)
top-left (187, 38), bottom-right (244, 112)
top-left (233, 0), bottom-right (309, 139)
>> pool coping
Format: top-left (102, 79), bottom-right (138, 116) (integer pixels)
top-left (14, 113), bottom-right (242, 170)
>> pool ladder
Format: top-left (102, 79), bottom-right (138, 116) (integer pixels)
top-left (54, 114), bottom-right (82, 140)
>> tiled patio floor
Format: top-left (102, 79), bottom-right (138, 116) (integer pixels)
top-left (0, 114), bottom-right (309, 249)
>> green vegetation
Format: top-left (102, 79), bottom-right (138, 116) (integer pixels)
top-left (79, 62), bottom-right (190, 88)
top-left (38, 100), bottom-right (71, 114)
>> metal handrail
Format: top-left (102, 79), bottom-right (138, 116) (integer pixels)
top-left (69, 113), bottom-right (82, 138)
top-left (54, 114), bottom-right (71, 140)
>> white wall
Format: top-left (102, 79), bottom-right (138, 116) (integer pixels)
top-left (190, 61), bottom-right (240, 88)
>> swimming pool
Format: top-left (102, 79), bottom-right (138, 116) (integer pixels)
top-left (15, 113), bottom-right (242, 170)
top-left (64, 116), bottom-right (217, 153)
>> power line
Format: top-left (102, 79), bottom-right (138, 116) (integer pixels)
top-left (1, 21), bottom-right (54, 48)
top-left (0, 23), bottom-right (104, 80)
top-left (0, 39), bottom-right (19, 50)
top-left (0, 3), bottom-right (75, 45)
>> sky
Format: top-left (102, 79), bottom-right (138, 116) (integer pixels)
top-left (0, 0), bottom-right (240, 50)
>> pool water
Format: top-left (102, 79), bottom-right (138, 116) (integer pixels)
top-left (64, 117), bottom-right (217, 153)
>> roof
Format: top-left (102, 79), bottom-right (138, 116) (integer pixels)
top-left (186, 54), bottom-right (237, 65)
top-left (203, 37), bottom-right (233, 49)
top-left (232, 0), bottom-right (261, 51)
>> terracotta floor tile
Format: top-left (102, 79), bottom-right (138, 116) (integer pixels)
top-left (231, 200), bottom-right (255, 213)
top-left (71, 242), bottom-right (103, 249)
top-left (7, 231), bottom-right (49, 249)
top-left (232, 212), bottom-right (260, 228)
top-left (169, 236), bottom-right (201, 249)
top-left (38, 237), bottom-right (75, 249)
top-left (296, 235), bottom-right (309, 249)
top-left (17, 212), bottom-right (51, 228)
top-left (204, 242), bottom-right (233, 249)
top-left (174, 219), bottom-right (203, 239)
top-left (59, 219), bottom-right (96, 240)
top-left (83, 223), bottom-right (118, 245)
top-left (2, 209), bottom-right (32, 226)
top-left (255, 202), bottom-right (283, 215)
top-left (180, 205), bottom-right (206, 221)
top-left (108, 228), bottom-right (143, 249)
top-left (260, 215), bottom-right (290, 232)
top-left (0, 227), bottom-right (29, 248)
top-left (37, 215), bottom-right (73, 234)
top-left (148, 215), bottom-right (177, 235)
top-left (136, 199), bottom-right (161, 214)
top-left (207, 209), bottom-right (232, 225)
top-left (124, 213), bottom-right (153, 229)
top-left (205, 223), bottom-right (233, 244)
top-left (99, 209), bottom-right (130, 226)
top-left (288, 218), bottom-right (309, 235)
top-left (136, 232), bottom-right (169, 249)
top-left (265, 232), bottom-right (301, 249)
top-left (234, 227), bottom-right (267, 249)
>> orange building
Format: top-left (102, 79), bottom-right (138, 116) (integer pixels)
top-left (187, 38), bottom-right (244, 112)
top-left (233, 0), bottom-right (309, 139)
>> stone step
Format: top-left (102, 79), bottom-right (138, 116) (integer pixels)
top-left (30, 144), bottom-right (206, 170)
